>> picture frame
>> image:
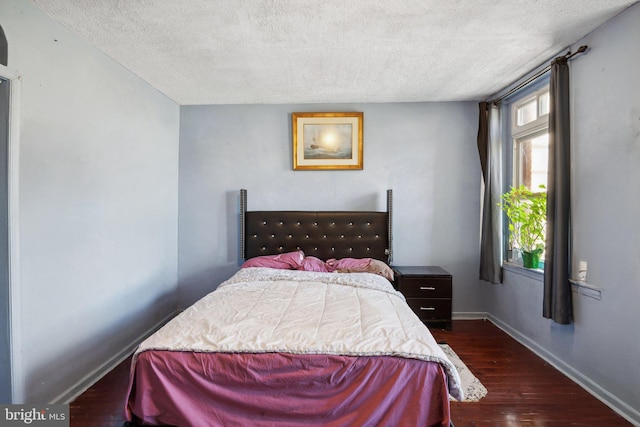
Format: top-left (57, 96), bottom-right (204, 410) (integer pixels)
top-left (292, 112), bottom-right (363, 170)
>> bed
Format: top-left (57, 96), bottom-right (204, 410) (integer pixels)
top-left (124, 190), bottom-right (462, 426)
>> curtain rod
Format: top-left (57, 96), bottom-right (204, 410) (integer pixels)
top-left (489, 45), bottom-right (588, 105)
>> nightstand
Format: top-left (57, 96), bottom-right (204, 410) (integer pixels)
top-left (393, 266), bottom-right (452, 329)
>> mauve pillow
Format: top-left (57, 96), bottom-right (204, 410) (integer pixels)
top-left (330, 258), bottom-right (369, 270)
top-left (332, 257), bottom-right (394, 281)
top-left (365, 259), bottom-right (395, 281)
top-left (241, 250), bottom-right (305, 270)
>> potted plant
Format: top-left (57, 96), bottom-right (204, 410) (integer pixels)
top-left (499, 185), bottom-right (547, 268)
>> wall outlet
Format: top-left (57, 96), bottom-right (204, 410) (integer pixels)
top-left (578, 260), bottom-right (587, 281)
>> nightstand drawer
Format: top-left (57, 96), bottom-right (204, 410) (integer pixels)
top-left (393, 266), bottom-right (453, 329)
top-left (405, 298), bottom-right (452, 320)
top-left (399, 277), bottom-right (451, 298)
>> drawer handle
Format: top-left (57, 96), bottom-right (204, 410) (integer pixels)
top-left (420, 307), bottom-right (436, 311)
top-left (420, 286), bottom-right (436, 291)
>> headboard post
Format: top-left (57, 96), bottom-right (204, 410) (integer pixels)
top-left (240, 189), bottom-right (247, 260)
top-left (387, 189), bottom-right (393, 264)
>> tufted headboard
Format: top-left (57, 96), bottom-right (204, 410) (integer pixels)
top-left (240, 190), bottom-right (393, 263)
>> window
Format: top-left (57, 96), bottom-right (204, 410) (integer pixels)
top-left (503, 86), bottom-right (550, 268)
top-left (511, 88), bottom-right (549, 193)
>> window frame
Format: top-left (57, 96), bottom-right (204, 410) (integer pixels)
top-left (513, 129), bottom-right (549, 192)
top-left (511, 87), bottom-right (550, 193)
top-left (501, 79), bottom-right (550, 266)
top-left (511, 88), bottom-right (550, 135)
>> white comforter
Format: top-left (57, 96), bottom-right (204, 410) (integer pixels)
top-left (137, 267), bottom-right (463, 400)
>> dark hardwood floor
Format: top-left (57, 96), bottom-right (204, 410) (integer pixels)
top-left (430, 320), bottom-right (632, 427)
top-left (70, 319), bottom-right (632, 427)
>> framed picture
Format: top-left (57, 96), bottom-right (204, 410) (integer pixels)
top-left (292, 112), bottom-right (363, 170)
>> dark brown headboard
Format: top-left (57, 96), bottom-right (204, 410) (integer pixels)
top-left (240, 190), bottom-right (393, 263)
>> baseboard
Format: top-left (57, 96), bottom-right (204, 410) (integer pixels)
top-left (487, 314), bottom-right (640, 426)
top-left (52, 311), bottom-right (178, 405)
top-left (452, 311), bottom-right (489, 320)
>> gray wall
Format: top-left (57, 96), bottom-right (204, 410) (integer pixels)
top-left (1, 0), bottom-right (180, 403)
top-left (487, 3), bottom-right (640, 423)
top-left (178, 102), bottom-right (486, 309)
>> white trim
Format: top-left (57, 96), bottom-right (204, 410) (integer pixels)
top-left (0, 64), bottom-right (22, 403)
top-left (488, 315), bottom-right (640, 426)
top-left (452, 311), bottom-right (489, 321)
top-left (502, 261), bottom-right (544, 281)
top-left (511, 87), bottom-right (550, 136)
top-left (569, 279), bottom-right (602, 300)
top-left (52, 310), bottom-right (178, 404)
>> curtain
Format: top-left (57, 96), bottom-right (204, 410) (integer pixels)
top-left (477, 102), bottom-right (502, 283)
top-left (543, 57), bottom-right (573, 324)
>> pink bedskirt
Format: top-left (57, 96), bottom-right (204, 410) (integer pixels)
top-left (125, 350), bottom-right (451, 427)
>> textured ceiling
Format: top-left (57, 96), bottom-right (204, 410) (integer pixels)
top-left (33, 0), bottom-right (637, 105)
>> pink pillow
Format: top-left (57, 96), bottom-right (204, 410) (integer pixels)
top-left (331, 258), bottom-right (394, 281)
top-left (300, 256), bottom-right (335, 272)
top-left (241, 250), bottom-right (305, 270)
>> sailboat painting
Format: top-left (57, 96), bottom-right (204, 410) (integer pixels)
top-left (303, 124), bottom-right (353, 159)
top-left (292, 112), bottom-right (363, 170)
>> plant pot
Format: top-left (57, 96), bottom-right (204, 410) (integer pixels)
top-left (522, 250), bottom-right (542, 269)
